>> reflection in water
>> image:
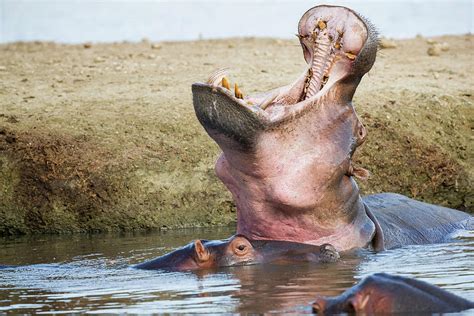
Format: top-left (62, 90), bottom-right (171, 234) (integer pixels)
top-left (0, 227), bottom-right (473, 313)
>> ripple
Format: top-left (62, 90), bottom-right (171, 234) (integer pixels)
top-left (1, 228), bottom-right (473, 313)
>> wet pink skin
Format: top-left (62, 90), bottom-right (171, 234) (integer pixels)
top-left (209, 6), bottom-right (378, 251)
top-left (215, 91), bottom-right (374, 251)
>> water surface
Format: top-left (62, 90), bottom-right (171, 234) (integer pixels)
top-left (0, 227), bottom-right (473, 314)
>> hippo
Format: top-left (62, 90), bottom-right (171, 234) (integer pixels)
top-left (191, 4), bottom-right (472, 252)
top-left (312, 273), bottom-right (474, 314)
top-left (134, 235), bottom-right (339, 271)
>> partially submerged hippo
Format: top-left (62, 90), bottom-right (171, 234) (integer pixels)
top-left (192, 5), bottom-right (472, 252)
top-left (135, 235), bottom-right (339, 271)
top-left (312, 273), bottom-right (474, 314)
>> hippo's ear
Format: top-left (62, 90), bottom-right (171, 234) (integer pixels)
top-left (194, 240), bottom-right (210, 263)
top-left (348, 293), bottom-right (371, 313)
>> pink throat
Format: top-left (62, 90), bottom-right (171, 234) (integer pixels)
top-left (235, 194), bottom-right (376, 252)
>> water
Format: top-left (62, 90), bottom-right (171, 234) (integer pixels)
top-left (0, 227), bottom-right (473, 314)
top-left (1, 0), bottom-right (473, 44)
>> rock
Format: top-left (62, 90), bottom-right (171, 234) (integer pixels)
top-left (0, 66), bottom-right (6, 71)
top-left (427, 45), bottom-right (441, 56)
top-left (426, 38), bottom-right (437, 44)
top-left (94, 56), bottom-right (105, 63)
top-left (427, 42), bottom-right (449, 56)
top-left (83, 43), bottom-right (92, 49)
top-left (151, 43), bottom-right (162, 49)
top-left (379, 38), bottom-right (397, 49)
top-left (439, 42), bottom-right (450, 51)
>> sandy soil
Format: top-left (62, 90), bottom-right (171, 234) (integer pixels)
top-left (0, 35), bottom-right (472, 234)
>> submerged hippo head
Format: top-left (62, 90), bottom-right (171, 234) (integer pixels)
top-left (312, 273), bottom-right (474, 314)
top-left (135, 235), bottom-right (256, 271)
top-left (192, 5), bottom-right (379, 251)
top-left (135, 235), bottom-right (339, 271)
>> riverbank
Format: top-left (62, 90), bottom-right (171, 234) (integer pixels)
top-left (0, 35), bottom-right (472, 234)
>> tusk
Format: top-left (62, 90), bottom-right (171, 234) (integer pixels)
top-left (259, 91), bottom-right (279, 110)
top-left (222, 77), bottom-right (231, 90)
top-left (235, 83), bottom-right (244, 99)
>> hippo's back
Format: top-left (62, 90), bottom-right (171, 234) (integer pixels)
top-left (363, 193), bottom-right (472, 249)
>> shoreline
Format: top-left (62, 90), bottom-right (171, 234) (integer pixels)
top-left (0, 34), bottom-right (472, 235)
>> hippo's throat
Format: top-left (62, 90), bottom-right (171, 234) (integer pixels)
top-left (217, 151), bottom-right (376, 251)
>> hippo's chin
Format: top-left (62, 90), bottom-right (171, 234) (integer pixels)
top-left (192, 5), bottom-right (379, 250)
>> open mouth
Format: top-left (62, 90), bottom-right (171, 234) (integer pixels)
top-left (192, 5), bottom-right (377, 148)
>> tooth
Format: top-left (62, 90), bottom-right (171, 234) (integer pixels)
top-left (222, 77), bottom-right (230, 90)
top-left (234, 83), bottom-right (243, 99)
top-left (318, 20), bottom-right (327, 30)
top-left (345, 52), bottom-right (357, 60)
top-left (259, 91), bottom-right (279, 110)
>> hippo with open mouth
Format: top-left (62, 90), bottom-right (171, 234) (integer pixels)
top-left (192, 5), bottom-right (472, 252)
top-left (135, 235), bottom-right (339, 271)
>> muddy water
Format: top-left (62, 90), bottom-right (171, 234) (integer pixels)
top-left (0, 227), bottom-right (473, 314)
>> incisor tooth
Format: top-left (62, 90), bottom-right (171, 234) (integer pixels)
top-left (234, 83), bottom-right (243, 99)
top-left (222, 77), bottom-right (230, 90)
top-left (345, 52), bottom-right (357, 60)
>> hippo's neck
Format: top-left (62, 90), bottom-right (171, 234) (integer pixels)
top-left (217, 153), bottom-right (377, 251)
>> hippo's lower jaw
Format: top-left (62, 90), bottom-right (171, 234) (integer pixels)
top-left (192, 5), bottom-right (379, 251)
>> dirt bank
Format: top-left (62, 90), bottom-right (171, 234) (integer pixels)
top-left (0, 35), bottom-right (472, 234)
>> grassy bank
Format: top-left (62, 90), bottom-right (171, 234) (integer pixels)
top-left (0, 35), bottom-right (472, 235)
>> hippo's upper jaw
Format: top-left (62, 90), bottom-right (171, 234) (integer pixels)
top-left (193, 5), bottom-right (377, 150)
top-left (192, 5), bottom-right (379, 251)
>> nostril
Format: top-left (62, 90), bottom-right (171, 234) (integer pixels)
top-left (346, 301), bottom-right (356, 313)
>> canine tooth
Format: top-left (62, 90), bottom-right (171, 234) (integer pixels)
top-left (318, 20), bottom-right (327, 30)
top-left (345, 52), bottom-right (357, 60)
top-left (222, 77), bottom-right (231, 90)
top-left (234, 83), bottom-right (243, 99)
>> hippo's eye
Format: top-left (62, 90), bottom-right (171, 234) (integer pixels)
top-left (237, 244), bottom-right (246, 251)
top-left (232, 238), bottom-right (251, 255)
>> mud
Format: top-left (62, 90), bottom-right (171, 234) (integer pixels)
top-left (0, 35), bottom-right (472, 234)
